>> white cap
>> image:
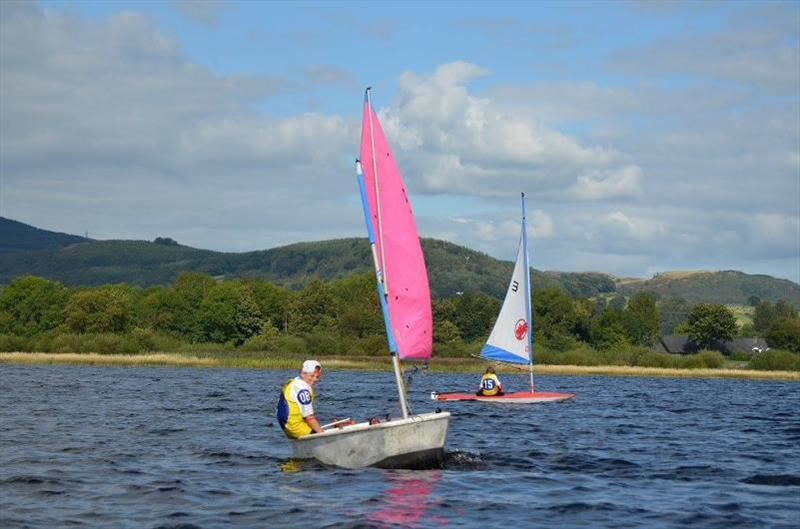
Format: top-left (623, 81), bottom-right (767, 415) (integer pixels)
top-left (301, 360), bottom-right (322, 373)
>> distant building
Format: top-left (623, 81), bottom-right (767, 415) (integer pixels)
top-left (654, 335), bottom-right (769, 355)
top-left (654, 335), bottom-right (698, 355)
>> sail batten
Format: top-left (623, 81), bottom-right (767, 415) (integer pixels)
top-left (359, 93), bottom-right (433, 361)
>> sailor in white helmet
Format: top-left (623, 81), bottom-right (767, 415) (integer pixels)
top-left (276, 360), bottom-right (324, 438)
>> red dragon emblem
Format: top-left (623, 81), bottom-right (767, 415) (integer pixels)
top-left (514, 319), bottom-right (528, 340)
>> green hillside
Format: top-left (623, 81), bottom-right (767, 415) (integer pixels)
top-left (0, 217), bottom-right (796, 305)
top-left (0, 217), bottom-right (89, 252)
top-left (617, 270), bottom-right (800, 307)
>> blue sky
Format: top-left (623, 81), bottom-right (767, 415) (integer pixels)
top-left (2, 0), bottom-right (799, 282)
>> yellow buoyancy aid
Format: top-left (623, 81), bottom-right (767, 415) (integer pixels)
top-left (276, 377), bottom-right (316, 439)
top-left (479, 373), bottom-right (501, 396)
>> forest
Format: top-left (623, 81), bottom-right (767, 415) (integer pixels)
top-left (2, 273), bottom-right (798, 371)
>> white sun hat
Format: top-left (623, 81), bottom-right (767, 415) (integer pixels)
top-left (301, 360), bottom-right (322, 373)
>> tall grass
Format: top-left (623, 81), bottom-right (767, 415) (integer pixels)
top-left (2, 352), bottom-right (796, 380)
top-left (0, 352), bottom-right (217, 367)
top-left (535, 344), bottom-right (725, 370)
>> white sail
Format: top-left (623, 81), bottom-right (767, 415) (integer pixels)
top-left (480, 232), bottom-right (531, 365)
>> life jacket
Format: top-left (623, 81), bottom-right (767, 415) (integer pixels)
top-left (276, 377), bottom-right (316, 439)
top-left (479, 373), bottom-right (501, 396)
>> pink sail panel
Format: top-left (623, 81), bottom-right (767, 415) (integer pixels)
top-left (360, 100), bottom-right (432, 359)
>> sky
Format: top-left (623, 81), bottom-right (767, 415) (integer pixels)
top-left (1, 0), bottom-right (798, 282)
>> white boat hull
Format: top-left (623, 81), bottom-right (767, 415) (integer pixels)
top-left (290, 411), bottom-right (450, 469)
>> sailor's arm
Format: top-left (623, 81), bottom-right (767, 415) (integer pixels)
top-left (304, 414), bottom-right (324, 434)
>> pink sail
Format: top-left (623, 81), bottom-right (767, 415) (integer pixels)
top-left (360, 99), bottom-right (432, 360)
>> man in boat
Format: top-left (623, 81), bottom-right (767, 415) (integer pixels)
top-left (476, 366), bottom-right (504, 396)
top-left (277, 360), bottom-right (325, 438)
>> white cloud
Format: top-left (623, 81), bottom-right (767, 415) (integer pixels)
top-left (568, 166), bottom-right (643, 201)
top-left (0, 2), bottom-right (796, 283)
top-left (609, 4), bottom-right (800, 93)
top-left (0, 3), bottom-right (358, 248)
top-left (379, 63), bottom-right (641, 202)
top-left (170, 0), bottom-right (230, 27)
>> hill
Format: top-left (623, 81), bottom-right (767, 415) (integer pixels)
top-left (617, 270), bottom-right (800, 306)
top-left (0, 217), bottom-right (796, 305)
top-left (0, 217), bottom-right (89, 253)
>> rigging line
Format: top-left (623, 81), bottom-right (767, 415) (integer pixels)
top-left (366, 88), bottom-right (389, 295)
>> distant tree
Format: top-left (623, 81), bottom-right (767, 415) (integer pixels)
top-left (590, 307), bottom-right (630, 352)
top-left (738, 322), bottom-right (757, 338)
top-left (174, 272), bottom-right (216, 306)
top-left (687, 304), bottom-right (737, 350)
top-left (196, 282), bottom-right (262, 344)
top-left (65, 285), bottom-right (134, 333)
top-left (624, 292), bottom-right (660, 346)
top-left (747, 295), bottom-right (761, 307)
top-left (572, 298), bottom-right (596, 343)
top-left (434, 319), bottom-right (461, 344)
top-left (451, 292), bottom-right (500, 342)
top-left (432, 299), bottom-right (458, 327)
top-left (138, 272), bottom-right (216, 340)
top-left (289, 277), bottom-right (339, 335)
top-left (753, 301), bottom-right (776, 335)
top-left (241, 278), bottom-right (292, 331)
top-left (533, 288), bottom-right (578, 350)
top-left (766, 317), bottom-right (800, 353)
top-left (329, 273), bottom-right (382, 338)
top-left (673, 322), bottom-right (691, 335)
top-left (658, 296), bottom-right (691, 335)
top-left (608, 295), bottom-right (627, 311)
top-left (774, 300), bottom-right (798, 320)
top-left (0, 275), bottom-right (68, 335)
top-left (153, 237), bottom-right (179, 246)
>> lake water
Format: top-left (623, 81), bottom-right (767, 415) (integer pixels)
top-left (1, 363), bottom-right (798, 529)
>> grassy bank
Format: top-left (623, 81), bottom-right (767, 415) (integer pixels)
top-left (1, 351), bottom-right (798, 381)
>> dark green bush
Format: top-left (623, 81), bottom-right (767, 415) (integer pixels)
top-left (637, 351), bottom-right (677, 368)
top-left (49, 333), bottom-right (85, 353)
top-left (0, 334), bottom-right (33, 352)
top-left (83, 333), bottom-right (140, 354)
top-left (266, 335), bottom-right (307, 356)
top-left (433, 339), bottom-right (481, 359)
top-left (728, 350), bottom-right (753, 362)
top-left (748, 350), bottom-right (800, 371)
top-left (675, 350), bottom-right (725, 369)
top-left (541, 345), bottom-right (600, 366)
top-left (696, 349), bottom-right (725, 368)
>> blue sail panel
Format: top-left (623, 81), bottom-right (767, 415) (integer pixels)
top-left (480, 344), bottom-right (529, 365)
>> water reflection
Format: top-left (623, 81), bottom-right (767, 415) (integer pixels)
top-left (365, 470), bottom-right (445, 527)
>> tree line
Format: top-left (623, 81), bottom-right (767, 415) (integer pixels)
top-left (1, 273), bottom-right (798, 365)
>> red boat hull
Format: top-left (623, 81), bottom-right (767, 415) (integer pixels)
top-left (431, 391), bottom-right (575, 403)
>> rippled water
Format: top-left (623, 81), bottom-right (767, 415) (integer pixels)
top-left (1, 364), bottom-right (798, 528)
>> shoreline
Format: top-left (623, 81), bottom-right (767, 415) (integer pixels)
top-left (1, 352), bottom-right (798, 381)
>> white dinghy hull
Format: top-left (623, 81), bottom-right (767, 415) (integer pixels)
top-left (290, 411), bottom-right (450, 469)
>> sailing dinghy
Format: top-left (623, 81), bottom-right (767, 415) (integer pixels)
top-left (431, 193), bottom-right (575, 404)
top-left (289, 89), bottom-right (450, 468)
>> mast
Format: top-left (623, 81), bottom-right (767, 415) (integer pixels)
top-left (358, 89), bottom-right (410, 418)
top-left (366, 88), bottom-right (389, 294)
top-left (521, 192), bottom-right (535, 393)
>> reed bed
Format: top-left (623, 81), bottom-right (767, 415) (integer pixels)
top-left (530, 364), bottom-right (800, 381)
top-left (2, 351), bottom-right (798, 381)
top-left (0, 352), bottom-right (218, 367)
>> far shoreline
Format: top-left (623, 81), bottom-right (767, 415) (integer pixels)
top-left (1, 352), bottom-right (798, 381)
